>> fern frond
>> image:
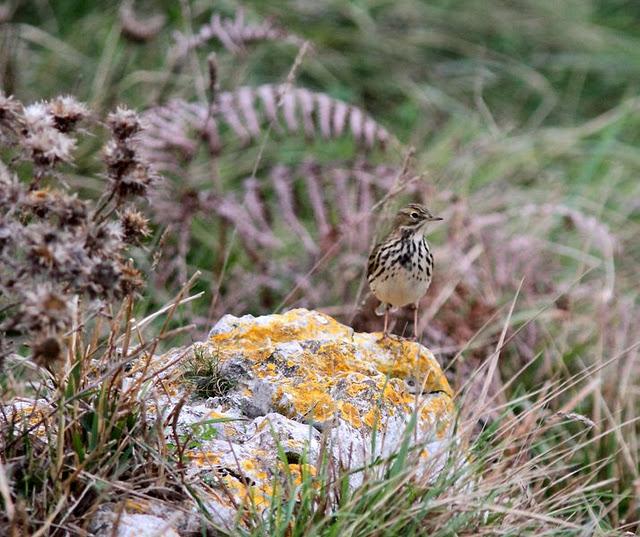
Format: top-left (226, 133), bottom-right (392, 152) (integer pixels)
top-left (140, 100), bottom-right (207, 173)
top-left (119, 1), bottom-right (165, 43)
top-left (140, 85), bottom-right (393, 170)
top-left (172, 9), bottom-right (304, 58)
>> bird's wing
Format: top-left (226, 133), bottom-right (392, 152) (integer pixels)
top-left (366, 241), bottom-right (384, 281)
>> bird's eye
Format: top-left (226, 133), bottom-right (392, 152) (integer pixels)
top-left (410, 212), bottom-right (420, 219)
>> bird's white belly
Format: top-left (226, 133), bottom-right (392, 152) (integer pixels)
top-left (371, 268), bottom-right (431, 308)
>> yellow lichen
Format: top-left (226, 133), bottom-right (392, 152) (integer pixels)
top-left (420, 396), bottom-right (453, 422)
top-left (241, 459), bottom-right (269, 481)
top-left (166, 309), bottom-right (455, 520)
top-left (124, 498), bottom-right (150, 513)
top-left (286, 463), bottom-right (317, 487)
top-left (216, 473), bottom-right (274, 512)
top-left (221, 474), bottom-right (247, 500)
top-left (383, 382), bottom-right (415, 406)
top-left (363, 407), bottom-right (382, 428)
top-left (339, 401), bottom-right (362, 428)
top-left (285, 438), bottom-right (303, 449)
top-left (289, 380), bottom-right (336, 422)
top-left (256, 362), bottom-right (277, 378)
top-left (345, 382), bottom-right (368, 397)
top-left (6, 404), bottom-right (50, 437)
top-left (209, 310), bottom-right (344, 356)
top-left (223, 424), bottom-right (239, 438)
top-left (186, 451), bottom-right (221, 467)
top-left (314, 341), bottom-right (367, 376)
top-left (373, 339), bottom-right (451, 397)
top-left (204, 309), bottom-right (452, 431)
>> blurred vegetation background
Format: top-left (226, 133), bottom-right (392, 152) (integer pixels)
top-left (3, 0), bottom-right (639, 323)
top-left (1, 0), bottom-right (640, 532)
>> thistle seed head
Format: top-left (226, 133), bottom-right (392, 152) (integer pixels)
top-left (23, 102), bottom-right (76, 165)
top-left (84, 221), bottom-right (124, 257)
top-left (0, 162), bottom-right (24, 208)
top-left (107, 106), bottom-right (141, 140)
top-left (120, 207), bottom-right (151, 243)
top-left (0, 91), bottom-right (23, 133)
top-left (119, 259), bottom-right (144, 296)
top-left (18, 284), bottom-right (71, 334)
top-left (24, 190), bottom-right (88, 228)
top-left (48, 95), bottom-right (89, 133)
top-left (32, 336), bottom-right (62, 367)
top-left (89, 260), bottom-right (121, 298)
top-left (115, 162), bottom-right (153, 199)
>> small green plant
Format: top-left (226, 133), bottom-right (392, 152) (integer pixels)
top-left (191, 421), bottom-right (219, 442)
top-left (182, 346), bottom-right (237, 399)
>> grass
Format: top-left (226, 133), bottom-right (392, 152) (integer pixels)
top-left (236, 365), bottom-right (621, 536)
top-left (1, 0), bottom-right (640, 534)
top-left (182, 346), bottom-right (237, 399)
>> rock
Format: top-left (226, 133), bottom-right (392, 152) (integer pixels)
top-left (93, 308), bottom-right (455, 533)
top-left (186, 309), bottom-right (453, 524)
top-left (108, 514), bottom-right (180, 537)
top-left (91, 505), bottom-right (182, 537)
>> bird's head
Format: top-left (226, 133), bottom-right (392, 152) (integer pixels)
top-left (393, 203), bottom-right (442, 233)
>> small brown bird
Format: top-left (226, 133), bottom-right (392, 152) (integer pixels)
top-left (367, 203), bottom-right (442, 338)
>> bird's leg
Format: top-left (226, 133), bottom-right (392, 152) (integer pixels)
top-left (413, 302), bottom-right (419, 341)
top-left (383, 306), bottom-right (389, 337)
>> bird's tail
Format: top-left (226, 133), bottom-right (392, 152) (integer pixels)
top-left (375, 302), bottom-right (388, 316)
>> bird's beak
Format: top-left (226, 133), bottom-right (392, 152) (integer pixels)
top-left (429, 216), bottom-right (443, 221)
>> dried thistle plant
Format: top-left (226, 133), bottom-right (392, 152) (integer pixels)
top-left (0, 93), bottom-right (154, 366)
top-left (0, 92), bottom-right (190, 530)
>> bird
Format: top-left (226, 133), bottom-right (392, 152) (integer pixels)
top-left (367, 203), bottom-right (442, 339)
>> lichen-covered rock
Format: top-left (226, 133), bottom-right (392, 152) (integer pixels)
top-left (188, 310), bottom-right (452, 521)
top-left (205, 308), bottom-right (452, 429)
top-left (95, 308), bottom-right (454, 532)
